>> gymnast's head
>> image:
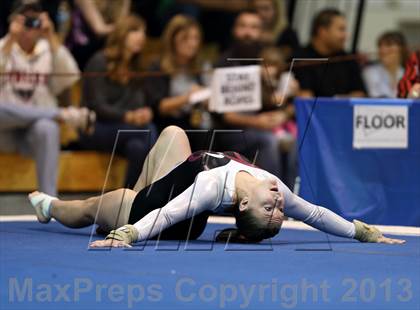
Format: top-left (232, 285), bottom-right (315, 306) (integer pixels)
top-left (232, 176), bottom-right (284, 242)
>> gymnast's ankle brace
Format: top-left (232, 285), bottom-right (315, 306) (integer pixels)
top-left (106, 225), bottom-right (138, 244)
top-left (353, 220), bottom-right (383, 242)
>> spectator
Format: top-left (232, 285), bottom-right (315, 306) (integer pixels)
top-left (217, 9), bottom-right (264, 67)
top-left (252, 0), bottom-right (300, 60)
top-left (363, 31), bottom-right (408, 98)
top-left (80, 14), bottom-right (157, 188)
top-left (398, 50), bottom-right (420, 99)
top-left (214, 10), bottom-right (282, 178)
top-left (294, 8), bottom-right (366, 98)
top-left (260, 46), bottom-right (299, 105)
top-left (146, 15), bottom-right (209, 132)
top-left (0, 0), bottom-right (92, 196)
top-left (65, 0), bottom-right (131, 69)
top-left (260, 46), bottom-right (299, 189)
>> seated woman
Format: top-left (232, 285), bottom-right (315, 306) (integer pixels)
top-left (146, 15), bottom-right (210, 132)
top-left (79, 14), bottom-right (157, 188)
top-left (28, 126), bottom-right (404, 247)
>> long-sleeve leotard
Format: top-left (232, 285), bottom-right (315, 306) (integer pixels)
top-left (128, 157), bottom-right (355, 242)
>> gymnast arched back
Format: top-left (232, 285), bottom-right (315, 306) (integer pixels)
top-left (29, 126), bottom-right (405, 247)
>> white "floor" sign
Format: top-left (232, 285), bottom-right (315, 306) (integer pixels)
top-left (353, 105), bottom-right (408, 149)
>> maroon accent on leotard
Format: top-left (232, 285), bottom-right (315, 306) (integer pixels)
top-left (223, 151), bottom-right (257, 168)
top-left (187, 151), bottom-right (205, 162)
top-left (187, 151), bottom-right (256, 168)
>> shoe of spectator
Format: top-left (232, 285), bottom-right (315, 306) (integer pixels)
top-left (59, 107), bottom-right (96, 135)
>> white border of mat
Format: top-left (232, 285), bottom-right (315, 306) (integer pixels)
top-left (208, 216), bottom-right (420, 236)
top-left (1, 215), bottom-right (419, 236)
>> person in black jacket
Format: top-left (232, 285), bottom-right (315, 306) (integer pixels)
top-left (80, 15), bottom-right (157, 188)
top-left (293, 8), bottom-right (366, 98)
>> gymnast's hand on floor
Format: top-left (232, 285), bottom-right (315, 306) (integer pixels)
top-left (89, 239), bottom-right (132, 248)
top-left (376, 236), bottom-right (406, 244)
top-left (90, 225), bottom-right (138, 248)
top-left (353, 220), bottom-right (406, 244)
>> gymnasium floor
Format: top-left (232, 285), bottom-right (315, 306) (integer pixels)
top-left (1, 208), bottom-right (419, 310)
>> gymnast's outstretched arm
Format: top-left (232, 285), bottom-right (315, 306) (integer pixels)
top-left (279, 180), bottom-right (405, 244)
top-left (90, 172), bottom-right (220, 247)
top-left (131, 173), bottom-right (219, 242)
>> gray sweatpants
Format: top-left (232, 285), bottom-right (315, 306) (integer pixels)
top-left (0, 103), bottom-right (60, 196)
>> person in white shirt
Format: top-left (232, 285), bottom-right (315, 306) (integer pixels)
top-left (363, 31), bottom-right (408, 98)
top-left (0, 0), bottom-right (94, 195)
top-left (29, 126), bottom-right (404, 246)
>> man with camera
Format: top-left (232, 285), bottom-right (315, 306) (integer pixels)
top-left (0, 0), bottom-right (89, 196)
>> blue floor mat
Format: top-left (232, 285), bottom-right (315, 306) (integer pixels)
top-left (1, 221), bottom-right (419, 310)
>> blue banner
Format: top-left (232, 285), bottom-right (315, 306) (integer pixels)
top-left (295, 98), bottom-right (420, 226)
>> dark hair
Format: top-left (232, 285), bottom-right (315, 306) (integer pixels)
top-left (310, 8), bottom-right (344, 37)
top-left (260, 46), bottom-right (285, 69)
top-left (377, 31), bottom-right (410, 66)
top-left (235, 8), bottom-right (261, 21)
top-left (12, 0), bottom-right (42, 15)
top-left (234, 207), bottom-right (281, 242)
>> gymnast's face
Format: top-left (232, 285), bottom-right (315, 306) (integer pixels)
top-left (241, 178), bottom-right (284, 226)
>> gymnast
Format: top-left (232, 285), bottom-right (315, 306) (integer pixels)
top-left (28, 126), bottom-right (405, 247)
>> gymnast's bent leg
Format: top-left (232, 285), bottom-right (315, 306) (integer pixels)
top-left (133, 126), bottom-right (192, 192)
top-left (29, 189), bottom-right (137, 231)
top-left (28, 126), bottom-right (192, 230)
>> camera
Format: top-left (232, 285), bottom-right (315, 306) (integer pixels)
top-left (24, 16), bottom-right (41, 29)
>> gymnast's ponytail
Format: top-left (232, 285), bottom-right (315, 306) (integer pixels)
top-left (215, 228), bottom-right (253, 243)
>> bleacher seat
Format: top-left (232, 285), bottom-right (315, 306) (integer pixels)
top-left (0, 152), bottom-right (127, 192)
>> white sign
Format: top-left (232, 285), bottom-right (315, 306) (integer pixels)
top-left (353, 105), bottom-right (408, 149)
top-left (209, 65), bottom-right (261, 113)
top-left (189, 88), bottom-right (211, 105)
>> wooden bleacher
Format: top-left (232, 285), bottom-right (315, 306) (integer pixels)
top-left (0, 152), bottom-right (127, 193)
